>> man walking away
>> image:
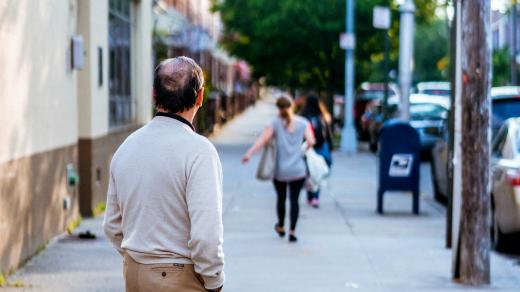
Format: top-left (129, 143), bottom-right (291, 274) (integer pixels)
top-left (103, 57), bottom-right (224, 292)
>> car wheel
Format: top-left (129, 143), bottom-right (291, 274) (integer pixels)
top-left (491, 199), bottom-right (507, 252)
top-left (430, 158), bottom-right (446, 204)
top-left (369, 133), bottom-right (378, 153)
top-left (369, 141), bottom-right (377, 153)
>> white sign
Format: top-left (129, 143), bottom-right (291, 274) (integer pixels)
top-left (340, 33), bottom-right (355, 50)
top-left (389, 154), bottom-right (413, 177)
top-left (373, 6), bottom-right (391, 29)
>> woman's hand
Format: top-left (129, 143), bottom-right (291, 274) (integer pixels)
top-left (241, 126), bottom-right (274, 164)
top-left (241, 154), bottom-right (251, 164)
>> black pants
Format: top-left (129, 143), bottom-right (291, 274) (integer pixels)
top-left (273, 178), bottom-right (305, 231)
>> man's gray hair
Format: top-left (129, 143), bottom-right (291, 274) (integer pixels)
top-left (153, 56), bottom-right (205, 113)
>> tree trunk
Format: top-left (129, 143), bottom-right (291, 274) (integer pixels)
top-left (457, 0), bottom-right (491, 285)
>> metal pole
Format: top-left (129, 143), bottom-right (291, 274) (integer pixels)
top-left (451, 0), bottom-right (462, 277)
top-left (398, 0), bottom-right (415, 121)
top-left (511, 1), bottom-right (518, 85)
top-left (340, 0), bottom-right (358, 153)
top-left (383, 30), bottom-right (390, 119)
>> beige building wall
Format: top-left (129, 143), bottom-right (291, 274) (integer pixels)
top-left (133, 0), bottom-right (154, 124)
top-left (76, 0), bottom-right (154, 139)
top-left (77, 0), bottom-right (110, 139)
top-left (0, 0), bottom-right (79, 163)
top-left (78, 0), bottom-right (153, 215)
top-left (0, 0), bottom-right (154, 273)
top-left (0, 0), bottom-right (80, 273)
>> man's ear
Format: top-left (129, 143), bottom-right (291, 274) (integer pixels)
top-left (195, 88), bottom-right (204, 107)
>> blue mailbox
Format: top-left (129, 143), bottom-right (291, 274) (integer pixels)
top-left (377, 120), bottom-right (421, 214)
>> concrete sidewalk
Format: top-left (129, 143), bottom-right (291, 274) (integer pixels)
top-left (213, 97), bottom-right (520, 291)
top-left (5, 96), bottom-right (520, 291)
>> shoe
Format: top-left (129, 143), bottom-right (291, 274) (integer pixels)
top-left (311, 198), bottom-right (319, 208)
top-left (275, 224), bottom-right (285, 237)
top-left (288, 234), bottom-right (297, 243)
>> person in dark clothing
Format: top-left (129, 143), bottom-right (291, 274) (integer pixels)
top-left (300, 95), bottom-right (334, 208)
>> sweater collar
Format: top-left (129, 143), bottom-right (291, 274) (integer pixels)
top-left (155, 112), bottom-right (195, 132)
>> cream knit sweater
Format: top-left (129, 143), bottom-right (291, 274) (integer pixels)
top-left (103, 116), bottom-right (225, 289)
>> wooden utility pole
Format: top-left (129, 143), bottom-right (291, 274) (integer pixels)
top-left (454, 0), bottom-right (491, 285)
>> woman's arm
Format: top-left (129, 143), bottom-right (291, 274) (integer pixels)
top-left (304, 122), bottom-right (316, 150)
top-left (242, 126), bottom-right (274, 163)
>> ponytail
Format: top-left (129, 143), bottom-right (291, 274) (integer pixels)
top-left (276, 95), bottom-right (293, 127)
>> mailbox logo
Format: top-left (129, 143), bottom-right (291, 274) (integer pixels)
top-left (389, 154), bottom-right (413, 177)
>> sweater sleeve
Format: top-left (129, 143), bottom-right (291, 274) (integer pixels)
top-left (186, 146), bottom-right (225, 290)
top-left (103, 166), bottom-right (124, 256)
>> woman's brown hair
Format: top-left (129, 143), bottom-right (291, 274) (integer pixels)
top-left (276, 95), bottom-right (293, 127)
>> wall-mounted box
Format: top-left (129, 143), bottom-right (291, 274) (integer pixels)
top-left (71, 35), bottom-right (84, 70)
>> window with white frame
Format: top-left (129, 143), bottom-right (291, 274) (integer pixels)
top-left (109, 0), bottom-right (133, 128)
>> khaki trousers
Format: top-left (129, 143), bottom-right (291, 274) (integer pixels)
top-left (124, 253), bottom-right (207, 292)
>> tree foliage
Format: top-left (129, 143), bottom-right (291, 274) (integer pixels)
top-left (213, 0), bottom-right (438, 93)
top-left (414, 19), bottom-right (450, 82)
top-left (492, 47), bottom-right (511, 86)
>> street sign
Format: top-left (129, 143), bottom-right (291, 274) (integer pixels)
top-left (340, 33), bottom-right (355, 50)
top-left (373, 6), bottom-right (391, 30)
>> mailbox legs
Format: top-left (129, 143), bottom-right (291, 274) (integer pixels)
top-left (377, 189), bottom-right (384, 214)
top-left (412, 190), bottom-right (420, 215)
top-left (377, 189), bottom-right (420, 215)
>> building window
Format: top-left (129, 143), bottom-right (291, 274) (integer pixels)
top-left (109, 0), bottom-right (132, 128)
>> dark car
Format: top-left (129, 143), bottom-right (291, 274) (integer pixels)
top-left (363, 94), bottom-right (449, 153)
top-left (491, 87), bottom-right (520, 136)
top-left (355, 82), bottom-right (398, 140)
top-left (431, 86), bottom-right (520, 203)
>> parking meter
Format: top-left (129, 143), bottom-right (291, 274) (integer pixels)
top-left (377, 120), bottom-right (421, 214)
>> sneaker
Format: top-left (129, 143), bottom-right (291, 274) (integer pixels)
top-left (288, 234), bottom-right (297, 243)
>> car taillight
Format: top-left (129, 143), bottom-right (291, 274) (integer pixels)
top-left (506, 170), bottom-right (520, 186)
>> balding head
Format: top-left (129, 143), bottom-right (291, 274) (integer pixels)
top-left (153, 56), bottom-right (205, 113)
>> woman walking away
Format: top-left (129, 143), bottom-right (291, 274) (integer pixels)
top-left (300, 95), bottom-right (334, 208)
top-left (242, 95), bottom-right (315, 242)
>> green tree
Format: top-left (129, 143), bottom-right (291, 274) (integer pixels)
top-left (414, 19), bottom-right (449, 82)
top-left (492, 47), bottom-right (511, 86)
top-left (213, 0), bottom-right (438, 94)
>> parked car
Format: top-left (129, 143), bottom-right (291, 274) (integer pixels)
top-left (431, 86), bottom-right (520, 203)
top-left (430, 133), bottom-right (449, 203)
top-left (355, 82), bottom-right (398, 140)
top-left (416, 81), bottom-right (451, 98)
top-left (491, 118), bottom-right (520, 250)
top-left (491, 86), bottom-right (520, 136)
top-left (363, 94), bottom-right (449, 153)
top-left (431, 119), bottom-right (520, 251)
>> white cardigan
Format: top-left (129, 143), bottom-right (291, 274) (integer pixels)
top-left (103, 116), bottom-right (225, 289)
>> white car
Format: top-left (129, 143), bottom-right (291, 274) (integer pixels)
top-left (416, 81), bottom-right (451, 97)
top-left (491, 118), bottom-right (520, 249)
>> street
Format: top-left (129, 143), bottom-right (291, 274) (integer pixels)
top-left (5, 96), bottom-right (520, 292)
